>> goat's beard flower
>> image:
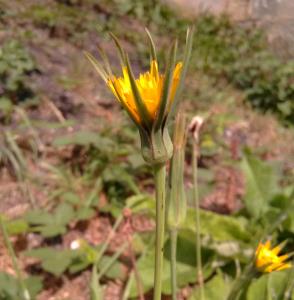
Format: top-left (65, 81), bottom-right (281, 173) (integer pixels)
top-left (255, 240), bottom-right (292, 273)
top-left (86, 28), bottom-right (194, 164)
top-left (107, 60), bottom-right (182, 123)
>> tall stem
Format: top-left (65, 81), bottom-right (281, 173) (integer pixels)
top-left (192, 139), bottom-right (205, 300)
top-left (0, 217), bottom-right (30, 300)
top-left (153, 162), bottom-right (167, 300)
top-left (170, 229), bottom-right (178, 300)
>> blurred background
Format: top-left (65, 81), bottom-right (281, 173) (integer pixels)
top-left (0, 0), bottom-right (293, 299)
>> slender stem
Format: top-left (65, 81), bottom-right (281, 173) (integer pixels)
top-left (97, 242), bottom-right (128, 280)
top-left (170, 229), bottom-right (178, 300)
top-left (227, 264), bottom-right (256, 300)
top-left (0, 217), bottom-right (30, 300)
top-left (153, 162), bottom-right (167, 300)
top-left (129, 238), bottom-right (145, 300)
top-left (96, 215), bottom-right (123, 263)
top-left (192, 139), bottom-right (205, 300)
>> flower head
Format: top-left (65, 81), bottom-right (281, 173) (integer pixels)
top-left (85, 28), bottom-right (194, 164)
top-left (255, 240), bottom-right (292, 273)
top-left (107, 60), bottom-right (182, 124)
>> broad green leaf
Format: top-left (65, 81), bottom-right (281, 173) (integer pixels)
top-left (246, 270), bottom-right (292, 300)
top-left (24, 248), bottom-right (79, 277)
top-left (241, 151), bottom-right (278, 218)
top-left (24, 203), bottom-right (75, 237)
top-left (37, 223), bottom-right (67, 237)
top-left (188, 272), bottom-right (231, 300)
top-left (54, 202), bottom-right (75, 225)
top-left (24, 210), bottom-right (52, 225)
top-left (183, 208), bottom-right (251, 242)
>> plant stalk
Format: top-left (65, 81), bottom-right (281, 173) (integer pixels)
top-left (0, 217), bottom-right (31, 300)
top-left (170, 229), bottom-right (178, 300)
top-left (227, 264), bottom-right (257, 300)
top-left (192, 139), bottom-right (205, 300)
top-left (153, 162), bottom-right (167, 300)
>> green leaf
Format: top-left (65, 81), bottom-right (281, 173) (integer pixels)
top-left (24, 203), bottom-right (75, 238)
top-left (126, 194), bottom-right (155, 215)
top-left (54, 202), bottom-right (75, 225)
top-left (75, 207), bottom-right (96, 221)
top-left (246, 270), bottom-right (292, 300)
top-left (61, 191), bottom-right (81, 205)
top-left (5, 218), bottom-right (29, 235)
top-left (24, 276), bottom-right (43, 298)
top-left (24, 210), bottom-right (52, 225)
top-left (0, 273), bottom-right (42, 299)
top-left (183, 208), bottom-right (251, 242)
top-left (24, 248), bottom-right (79, 277)
top-left (241, 150), bottom-right (278, 218)
top-left (128, 246), bottom-right (205, 297)
top-left (98, 256), bottom-right (126, 280)
top-left (188, 272), bottom-right (230, 300)
top-left (0, 272), bottom-right (21, 299)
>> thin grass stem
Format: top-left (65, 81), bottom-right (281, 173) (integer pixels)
top-left (192, 139), bottom-right (205, 300)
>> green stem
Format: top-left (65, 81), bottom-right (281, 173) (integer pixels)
top-left (227, 264), bottom-right (257, 300)
top-left (95, 215), bottom-right (123, 263)
top-left (153, 162), bottom-right (167, 300)
top-left (97, 242), bottom-right (128, 280)
top-left (192, 139), bottom-right (205, 300)
top-left (170, 229), bottom-right (178, 300)
top-left (0, 217), bottom-right (30, 300)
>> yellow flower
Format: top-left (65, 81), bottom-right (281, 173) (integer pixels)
top-left (107, 60), bottom-right (182, 123)
top-left (255, 240), bottom-right (292, 273)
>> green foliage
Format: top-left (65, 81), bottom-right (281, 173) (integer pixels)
top-left (52, 128), bottom-right (145, 209)
top-left (0, 272), bottom-right (42, 300)
top-left (0, 40), bottom-right (36, 120)
top-left (188, 272), bottom-right (231, 300)
top-left (24, 243), bottom-right (125, 278)
top-left (24, 3), bottom-right (98, 42)
top-left (24, 247), bottom-right (79, 277)
top-left (241, 150), bottom-right (278, 218)
top-left (192, 15), bottom-right (294, 125)
top-left (245, 270), bottom-right (294, 300)
top-left (24, 202), bottom-right (75, 237)
top-left (128, 249), bottom-right (198, 297)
